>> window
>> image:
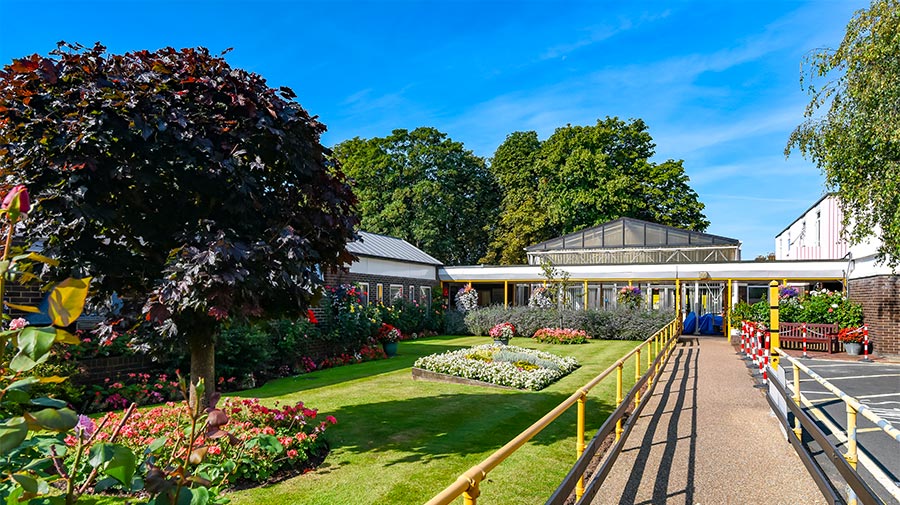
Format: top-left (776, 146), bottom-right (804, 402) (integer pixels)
top-left (409, 285), bottom-right (416, 302)
top-left (376, 284), bottom-right (384, 304)
top-left (787, 232), bottom-right (791, 257)
top-left (420, 286), bottom-right (431, 305)
top-left (815, 210), bottom-right (821, 247)
top-left (390, 285), bottom-right (403, 302)
top-left (359, 282), bottom-right (370, 305)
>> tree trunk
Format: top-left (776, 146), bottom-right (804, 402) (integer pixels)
top-left (188, 328), bottom-right (216, 411)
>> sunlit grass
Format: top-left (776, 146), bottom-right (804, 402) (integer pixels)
top-left (225, 335), bottom-right (638, 505)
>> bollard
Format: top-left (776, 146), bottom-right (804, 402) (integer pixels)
top-left (802, 323), bottom-right (809, 359)
top-left (740, 322), bottom-right (745, 355)
top-left (860, 325), bottom-right (873, 363)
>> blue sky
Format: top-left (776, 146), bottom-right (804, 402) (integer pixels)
top-left (0, 0), bottom-right (867, 260)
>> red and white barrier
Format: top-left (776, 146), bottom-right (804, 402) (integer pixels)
top-left (801, 323), bottom-right (809, 358)
top-left (860, 325), bottom-right (872, 363)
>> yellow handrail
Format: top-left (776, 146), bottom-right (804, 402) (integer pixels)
top-left (425, 319), bottom-right (679, 505)
top-left (774, 346), bottom-right (900, 504)
top-left (775, 347), bottom-right (900, 442)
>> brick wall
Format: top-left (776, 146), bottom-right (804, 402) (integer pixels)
top-left (849, 275), bottom-right (900, 357)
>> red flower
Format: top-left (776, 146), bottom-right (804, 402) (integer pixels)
top-left (2, 185), bottom-right (30, 214)
top-left (307, 309), bottom-right (318, 324)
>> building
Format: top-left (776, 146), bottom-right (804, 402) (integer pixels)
top-left (323, 231), bottom-right (442, 306)
top-left (440, 218), bottom-right (847, 340)
top-left (773, 194), bottom-right (898, 356)
top-left (775, 193), bottom-right (847, 260)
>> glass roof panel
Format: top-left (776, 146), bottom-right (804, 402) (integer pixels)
top-left (603, 221), bottom-right (623, 247)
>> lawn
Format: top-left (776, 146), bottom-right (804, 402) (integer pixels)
top-left (226, 335), bottom-right (639, 505)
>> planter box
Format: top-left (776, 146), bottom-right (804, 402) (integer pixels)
top-left (410, 367), bottom-right (517, 390)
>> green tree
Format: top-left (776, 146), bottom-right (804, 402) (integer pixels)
top-left (481, 131), bottom-right (548, 264)
top-left (483, 118), bottom-right (709, 264)
top-left (0, 43), bottom-right (359, 405)
top-left (787, 0), bottom-right (900, 267)
top-left (334, 127), bottom-right (499, 264)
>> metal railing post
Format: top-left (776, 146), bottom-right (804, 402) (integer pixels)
top-left (635, 349), bottom-right (642, 408)
top-left (792, 364), bottom-right (802, 439)
top-left (647, 340), bottom-right (653, 388)
top-left (576, 393), bottom-right (586, 500)
top-left (846, 403), bottom-right (859, 505)
top-left (463, 480), bottom-right (480, 505)
top-left (615, 363), bottom-right (624, 441)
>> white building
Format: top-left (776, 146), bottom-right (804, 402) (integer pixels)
top-left (775, 193), bottom-right (847, 261)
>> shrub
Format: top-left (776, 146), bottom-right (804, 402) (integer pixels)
top-left (464, 306), bottom-right (671, 340)
top-left (532, 328), bottom-right (589, 344)
top-left (216, 324), bottom-right (274, 384)
top-left (443, 310), bottom-right (469, 335)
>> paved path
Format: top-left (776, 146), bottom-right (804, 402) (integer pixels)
top-left (590, 336), bottom-right (825, 505)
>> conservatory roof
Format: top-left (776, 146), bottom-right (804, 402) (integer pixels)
top-left (525, 218), bottom-right (740, 252)
top-left (347, 231), bottom-right (442, 266)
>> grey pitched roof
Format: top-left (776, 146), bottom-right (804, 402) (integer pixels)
top-left (347, 231), bottom-right (443, 266)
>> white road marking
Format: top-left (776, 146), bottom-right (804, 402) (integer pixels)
top-left (798, 395), bottom-right (900, 502)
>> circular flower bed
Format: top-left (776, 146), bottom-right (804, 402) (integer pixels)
top-left (413, 344), bottom-right (578, 390)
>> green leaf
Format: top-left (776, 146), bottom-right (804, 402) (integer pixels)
top-left (42, 277), bottom-right (92, 327)
top-left (12, 474), bottom-right (39, 494)
top-left (89, 443), bottom-right (136, 486)
top-left (6, 377), bottom-right (40, 391)
top-left (9, 327), bottom-right (57, 372)
top-left (5, 486), bottom-right (23, 505)
top-left (12, 252), bottom-right (60, 267)
top-left (88, 442), bottom-right (117, 467)
top-left (0, 417), bottom-right (28, 453)
top-left (54, 329), bottom-right (80, 345)
top-left (147, 436), bottom-right (169, 454)
top-left (24, 408), bottom-right (78, 432)
top-left (189, 486), bottom-right (209, 505)
top-left (3, 388), bottom-right (30, 404)
top-left (30, 397), bottom-right (68, 408)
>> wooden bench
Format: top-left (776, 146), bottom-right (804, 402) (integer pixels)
top-left (780, 323), bottom-right (839, 353)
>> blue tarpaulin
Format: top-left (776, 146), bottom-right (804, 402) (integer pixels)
top-left (683, 312), bottom-right (697, 334)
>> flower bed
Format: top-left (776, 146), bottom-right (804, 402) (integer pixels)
top-left (67, 397), bottom-right (336, 485)
top-left (413, 344), bottom-right (578, 390)
top-left (532, 328), bottom-right (589, 344)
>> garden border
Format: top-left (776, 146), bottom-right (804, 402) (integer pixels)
top-left (411, 367), bottom-right (518, 390)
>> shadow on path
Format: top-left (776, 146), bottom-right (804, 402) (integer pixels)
top-left (618, 338), bottom-right (699, 505)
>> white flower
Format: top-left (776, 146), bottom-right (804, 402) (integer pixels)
top-left (831, 303), bottom-right (839, 309)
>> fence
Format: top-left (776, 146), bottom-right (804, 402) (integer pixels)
top-left (424, 318), bottom-right (681, 505)
top-left (766, 347), bottom-right (900, 505)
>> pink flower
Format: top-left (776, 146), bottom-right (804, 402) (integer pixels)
top-left (2, 185), bottom-right (30, 214)
top-left (286, 449), bottom-right (298, 458)
top-left (208, 445), bottom-right (222, 455)
top-left (326, 415), bottom-right (337, 425)
top-left (75, 414), bottom-right (96, 440)
top-left (8, 318), bottom-right (27, 330)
